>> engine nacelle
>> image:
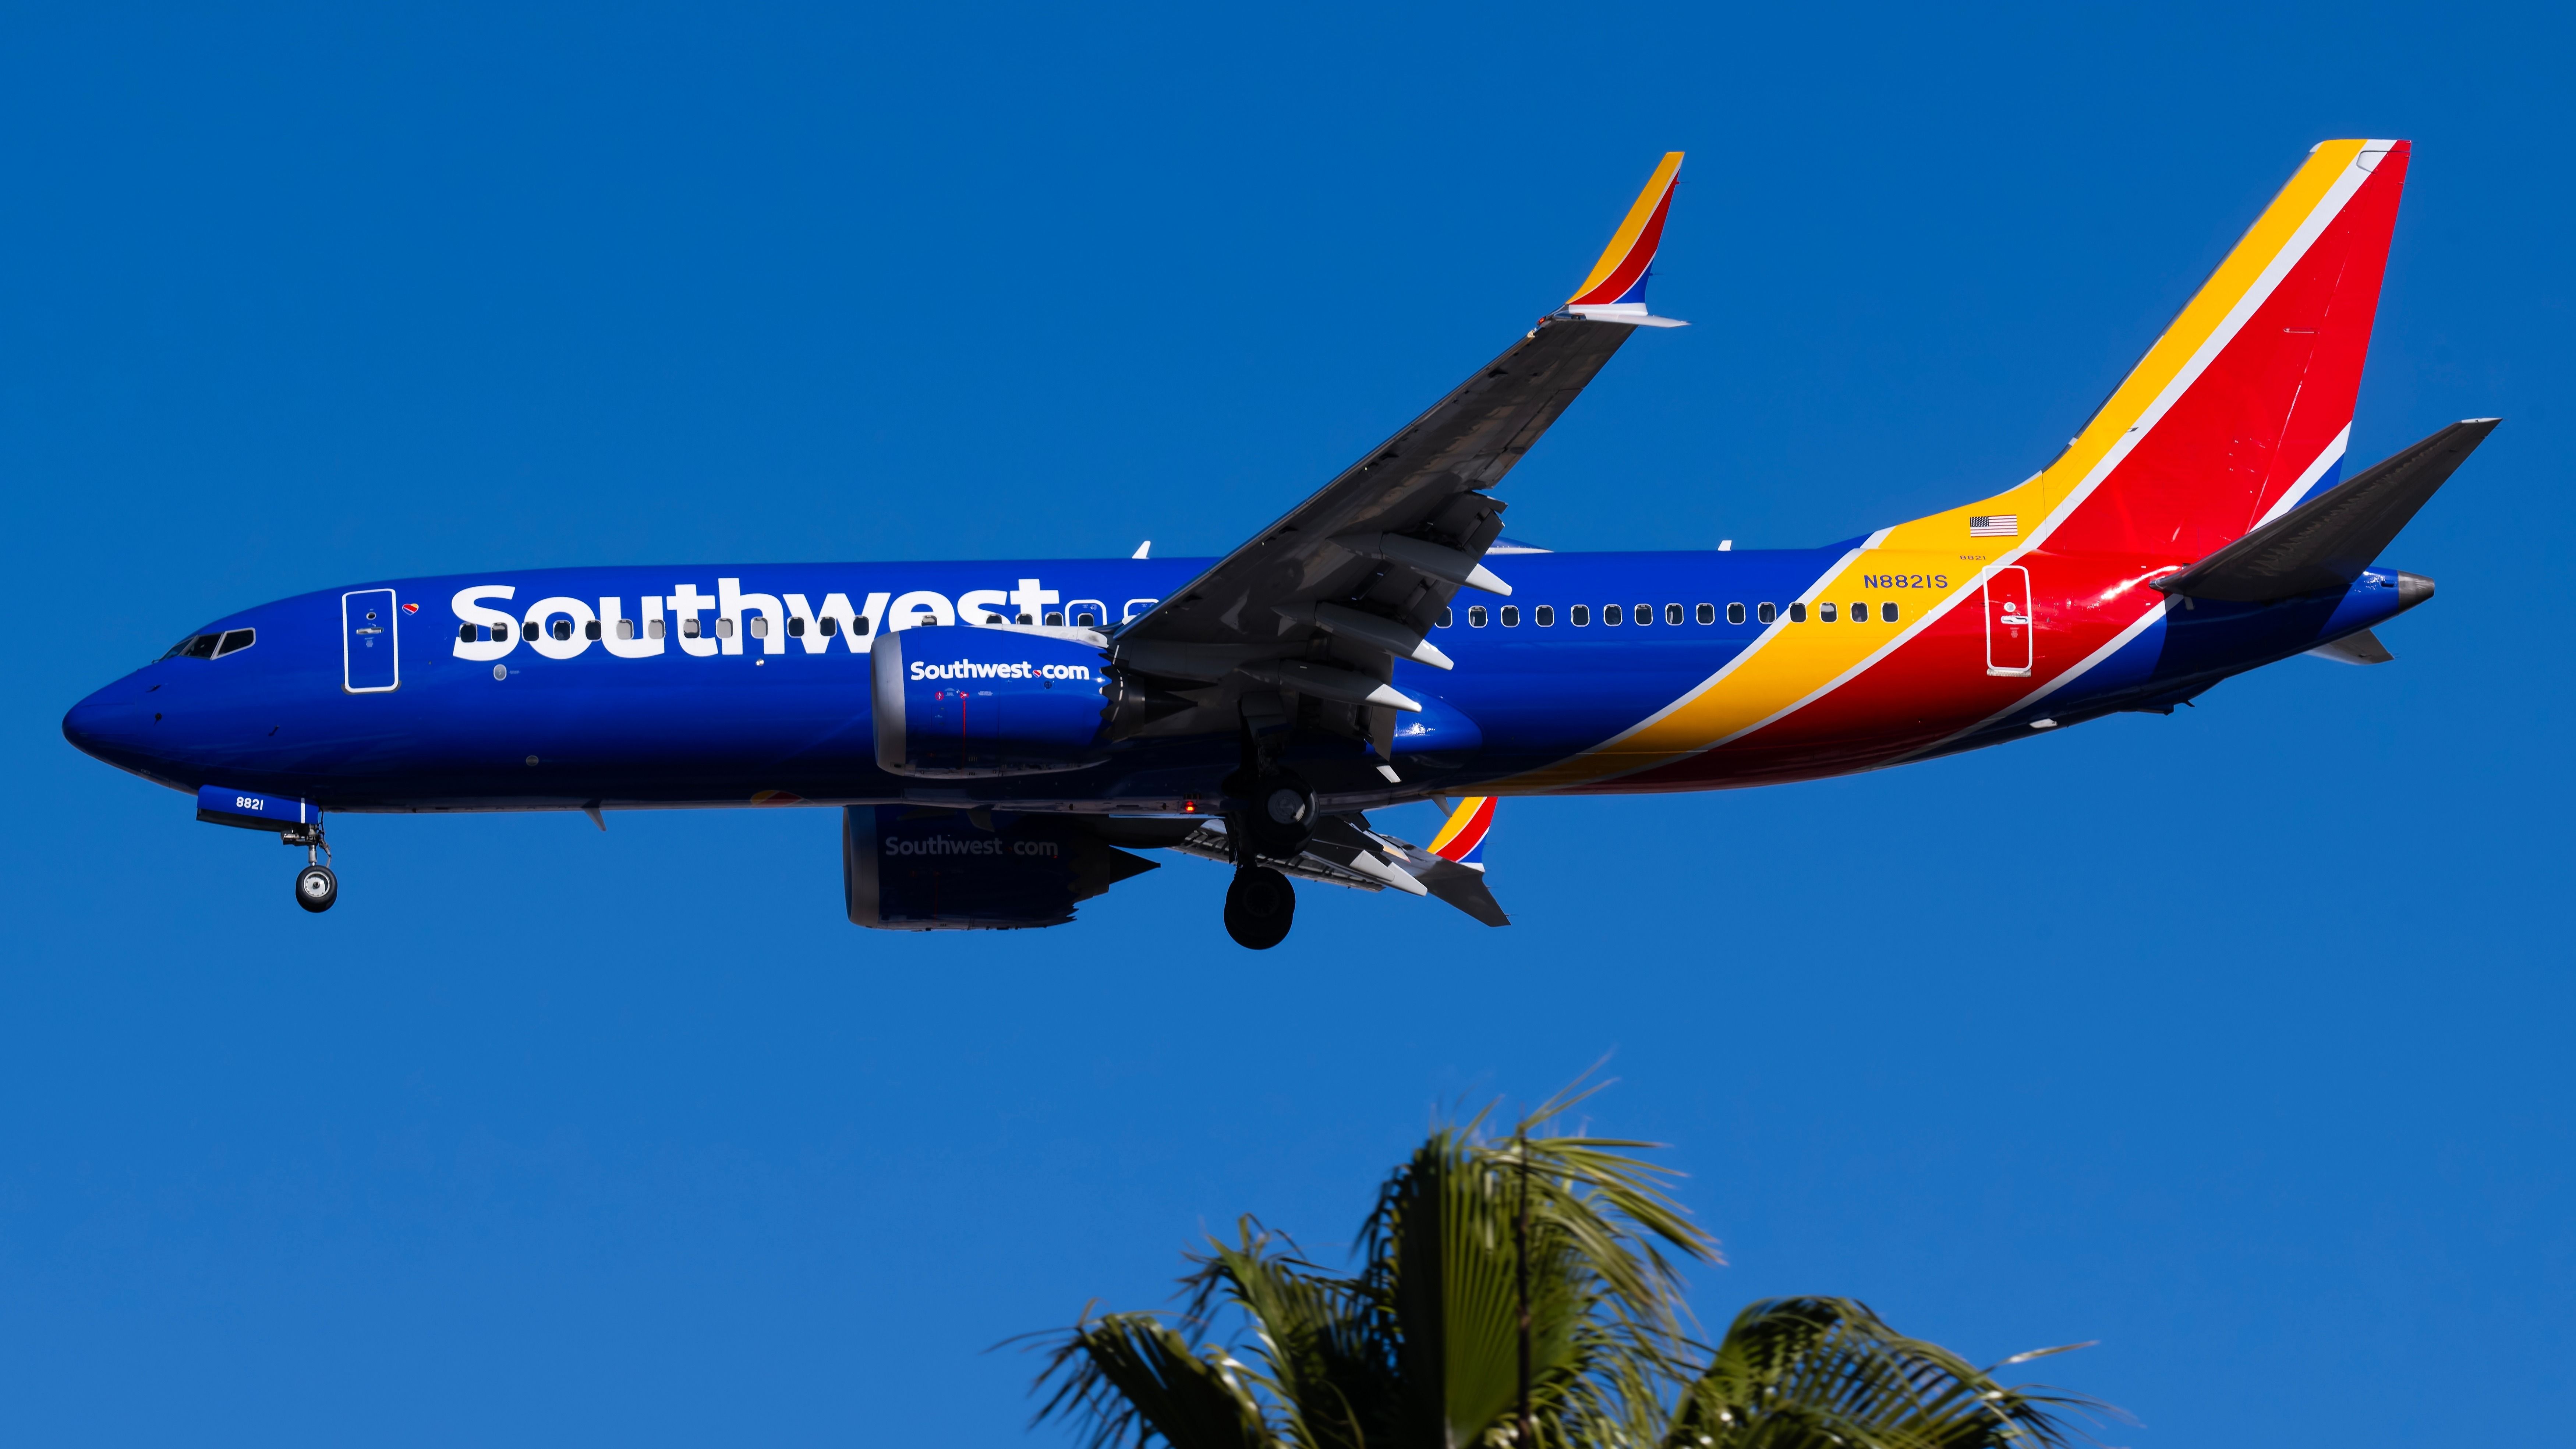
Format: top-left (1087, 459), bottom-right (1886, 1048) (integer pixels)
top-left (870, 625), bottom-right (1115, 777)
top-left (842, 806), bottom-right (1158, 930)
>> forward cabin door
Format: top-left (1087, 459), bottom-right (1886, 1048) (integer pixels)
top-left (342, 588), bottom-right (400, 692)
top-left (1983, 566), bottom-right (2032, 677)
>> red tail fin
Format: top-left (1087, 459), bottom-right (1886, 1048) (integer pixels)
top-left (2034, 140), bottom-right (2409, 559)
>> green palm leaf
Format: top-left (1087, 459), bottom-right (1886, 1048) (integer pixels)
top-left (1662, 1298), bottom-right (2104, 1449)
top-left (1024, 1084), bottom-right (2116, 1449)
top-left (1031, 1307), bottom-right (1277, 1449)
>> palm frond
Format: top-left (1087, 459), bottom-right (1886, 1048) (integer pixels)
top-left (1031, 1307), bottom-right (1278, 1449)
top-left (1181, 1221), bottom-right (1397, 1449)
top-left (1663, 1298), bottom-right (2109, 1449)
top-left (1357, 1126), bottom-right (1700, 1448)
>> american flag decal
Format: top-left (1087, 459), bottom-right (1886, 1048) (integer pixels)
top-left (1967, 514), bottom-right (2019, 537)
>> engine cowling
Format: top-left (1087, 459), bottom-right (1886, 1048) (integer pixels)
top-left (842, 805), bottom-right (1158, 929)
top-left (870, 625), bottom-right (1115, 777)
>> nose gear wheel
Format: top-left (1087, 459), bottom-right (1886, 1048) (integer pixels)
top-left (294, 863), bottom-right (339, 913)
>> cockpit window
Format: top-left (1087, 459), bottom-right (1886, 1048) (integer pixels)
top-left (182, 634), bottom-right (221, 659)
top-left (215, 628), bottom-right (256, 657)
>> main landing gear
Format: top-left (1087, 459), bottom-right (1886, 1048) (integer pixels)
top-left (284, 821), bottom-right (337, 914)
top-left (1220, 708), bottom-right (1314, 949)
top-left (1224, 865), bottom-right (1296, 950)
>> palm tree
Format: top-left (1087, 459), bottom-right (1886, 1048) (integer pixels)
top-left (1029, 1089), bottom-right (2104, 1449)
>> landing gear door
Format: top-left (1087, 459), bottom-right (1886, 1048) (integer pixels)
top-left (1984, 566), bottom-right (2032, 677)
top-left (343, 588), bottom-right (400, 692)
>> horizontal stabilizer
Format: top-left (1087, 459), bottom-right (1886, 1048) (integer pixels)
top-left (1413, 857), bottom-right (1510, 926)
top-left (2308, 628), bottom-right (2395, 665)
top-left (2158, 419), bottom-right (2497, 602)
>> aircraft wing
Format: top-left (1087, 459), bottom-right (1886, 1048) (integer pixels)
top-left (1111, 155), bottom-right (1685, 745)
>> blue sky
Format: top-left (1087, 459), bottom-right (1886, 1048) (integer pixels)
top-left (3, 2), bottom-right (2568, 1443)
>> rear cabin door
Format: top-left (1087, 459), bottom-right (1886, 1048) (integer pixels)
top-left (1984, 566), bottom-right (2032, 677)
top-left (342, 588), bottom-right (400, 692)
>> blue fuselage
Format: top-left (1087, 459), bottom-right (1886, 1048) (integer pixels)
top-left (63, 549), bottom-right (2418, 815)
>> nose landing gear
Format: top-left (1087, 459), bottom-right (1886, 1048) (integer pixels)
top-left (283, 821), bottom-right (337, 914)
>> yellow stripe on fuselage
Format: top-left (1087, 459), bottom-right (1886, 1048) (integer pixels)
top-left (1501, 142), bottom-right (2370, 793)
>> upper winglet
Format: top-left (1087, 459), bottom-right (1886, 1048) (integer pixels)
top-left (1564, 152), bottom-right (1686, 327)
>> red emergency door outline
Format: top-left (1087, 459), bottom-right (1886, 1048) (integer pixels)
top-left (1984, 565), bottom-right (2033, 677)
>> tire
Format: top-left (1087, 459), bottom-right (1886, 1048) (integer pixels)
top-left (1242, 771), bottom-right (1315, 858)
top-left (1222, 866), bottom-right (1295, 950)
top-left (294, 864), bottom-right (339, 914)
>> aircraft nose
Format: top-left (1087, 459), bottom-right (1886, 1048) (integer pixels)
top-left (62, 680), bottom-right (157, 765)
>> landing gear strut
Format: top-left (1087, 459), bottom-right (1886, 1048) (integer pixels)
top-left (1220, 697), bottom-right (1307, 948)
top-left (1224, 866), bottom-right (1295, 950)
top-left (1243, 770), bottom-right (1315, 858)
top-left (285, 821), bottom-right (336, 914)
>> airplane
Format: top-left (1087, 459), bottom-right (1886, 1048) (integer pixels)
top-left (64, 140), bottom-right (2490, 949)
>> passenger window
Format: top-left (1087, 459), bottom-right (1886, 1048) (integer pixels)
top-left (788, 616), bottom-right (806, 637)
top-left (1666, 603), bottom-right (1683, 625)
top-left (856, 616), bottom-right (871, 634)
top-left (1123, 599), bottom-right (1158, 621)
top-left (618, 619), bottom-right (636, 641)
top-left (649, 619), bottom-right (666, 639)
top-left (1073, 611), bottom-right (1097, 627)
top-left (984, 612), bottom-right (1005, 625)
top-left (1045, 611), bottom-right (1064, 626)
top-left (1758, 602), bottom-right (1776, 623)
top-left (1634, 603), bottom-right (1652, 626)
top-left (1500, 605), bottom-right (1519, 627)
top-left (1536, 605), bottom-right (1554, 626)
top-left (1438, 608), bottom-right (1454, 627)
top-left (1724, 603), bottom-right (1743, 625)
top-left (584, 620), bottom-right (601, 641)
top-left (552, 619), bottom-right (573, 641)
top-left (718, 618), bottom-right (736, 639)
top-left (818, 616), bottom-right (837, 637)
top-left (1819, 602), bottom-right (1837, 622)
top-left (1016, 613), bottom-right (1032, 625)
top-left (682, 619), bottom-right (699, 638)
top-left (1468, 605), bottom-right (1487, 627)
top-left (1789, 603), bottom-right (1807, 623)
top-left (1699, 603), bottom-right (1717, 625)
top-left (1882, 602), bottom-right (1899, 622)
top-left (1849, 601), bottom-right (1866, 623)
top-left (458, 622), bottom-right (476, 644)
top-left (749, 616), bottom-right (770, 638)
top-left (1571, 604), bottom-right (1590, 626)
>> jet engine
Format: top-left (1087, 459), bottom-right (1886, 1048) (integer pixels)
top-left (870, 625), bottom-right (1118, 777)
top-left (843, 806), bottom-right (1163, 930)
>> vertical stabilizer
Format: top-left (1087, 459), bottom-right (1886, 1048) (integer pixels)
top-left (2030, 140), bottom-right (2410, 559)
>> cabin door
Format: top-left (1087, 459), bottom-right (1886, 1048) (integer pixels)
top-left (1983, 567), bottom-right (2032, 677)
top-left (342, 588), bottom-right (400, 693)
